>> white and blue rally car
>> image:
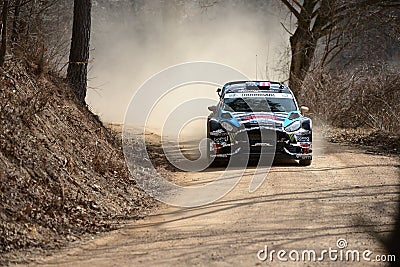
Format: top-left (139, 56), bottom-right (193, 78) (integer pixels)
top-left (207, 81), bottom-right (312, 166)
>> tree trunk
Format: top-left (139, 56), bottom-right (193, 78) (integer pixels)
top-left (67, 0), bottom-right (92, 103)
top-left (11, 0), bottom-right (20, 43)
top-left (0, 0), bottom-right (9, 67)
top-left (288, 27), bottom-right (317, 94)
top-left (284, 0), bottom-right (321, 94)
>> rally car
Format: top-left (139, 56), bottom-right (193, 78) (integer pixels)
top-left (207, 81), bottom-right (312, 166)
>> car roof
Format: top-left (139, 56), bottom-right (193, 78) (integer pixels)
top-left (221, 81), bottom-right (292, 97)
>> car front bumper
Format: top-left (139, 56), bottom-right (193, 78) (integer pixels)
top-left (209, 127), bottom-right (312, 160)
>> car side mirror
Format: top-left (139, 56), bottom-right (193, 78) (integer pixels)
top-left (300, 106), bottom-right (309, 116)
top-left (208, 105), bottom-right (218, 113)
top-left (216, 88), bottom-right (222, 97)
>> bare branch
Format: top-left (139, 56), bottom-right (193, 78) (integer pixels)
top-left (280, 0), bottom-right (301, 19)
top-left (280, 22), bottom-right (294, 36)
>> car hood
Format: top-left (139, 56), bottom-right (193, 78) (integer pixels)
top-left (232, 112), bottom-right (288, 123)
top-left (225, 111), bottom-right (303, 129)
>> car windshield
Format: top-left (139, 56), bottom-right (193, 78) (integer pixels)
top-left (223, 97), bottom-right (297, 112)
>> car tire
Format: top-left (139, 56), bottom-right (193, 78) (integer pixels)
top-left (208, 141), bottom-right (229, 167)
top-left (211, 157), bottom-right (229, 167)
top-left (299, 159), bottom-right (312, 166)
top-left (206, 137), bottom-right (211, 161)
top-left (206, 135), bottom-right (223, 167)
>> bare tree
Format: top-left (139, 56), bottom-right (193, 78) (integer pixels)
top-left (11, 0), bottom-right (20, 43)
top-left (279, 0), bottom-right (399, 93)
top-left (0, 0), bottom-right (8, 66)
top-left (67, 0), bottom-right (91, 103)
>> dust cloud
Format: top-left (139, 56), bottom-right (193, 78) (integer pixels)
top-left (88, 1), bottom-right (289, 139)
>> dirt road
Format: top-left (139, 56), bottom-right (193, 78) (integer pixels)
top-left (20, 132), bottom-right (399, 266)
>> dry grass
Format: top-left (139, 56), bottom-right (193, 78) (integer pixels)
top-left (298, 64), bottom-right (400, 134)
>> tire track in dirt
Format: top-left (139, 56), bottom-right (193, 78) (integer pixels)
top-left (20, 131), bottom-right (399, 267)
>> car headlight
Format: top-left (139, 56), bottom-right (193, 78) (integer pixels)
top-left (284, 120), bottom-right (301, 132)
top-left (221, 121), bottom-right (235, 132)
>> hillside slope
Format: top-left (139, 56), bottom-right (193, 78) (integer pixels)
top-left (0, 59), bottom-right (154, 263)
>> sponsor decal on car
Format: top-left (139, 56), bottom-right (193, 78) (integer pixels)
top-left (224, 92), bottom-right (293, 99)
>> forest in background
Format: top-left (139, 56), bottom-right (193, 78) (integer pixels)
top-left (1, 0), bottom-right (398, 134)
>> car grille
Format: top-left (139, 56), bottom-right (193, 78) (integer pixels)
top-left (242, 122), bottom-right (282, 129)
top-left (236, 129), bottom-right (273, 154)
top-left (246, 129), bottom-right (274, 144)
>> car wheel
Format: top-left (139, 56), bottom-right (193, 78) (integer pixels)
top-left (299, 159), bottom-right (312, 166)
top-left (206, 135), bottom-right (221, 167)
top-left (208, 141), bottom-right (229, 167)
top-left (206, 137), bottom-right (212, 162)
